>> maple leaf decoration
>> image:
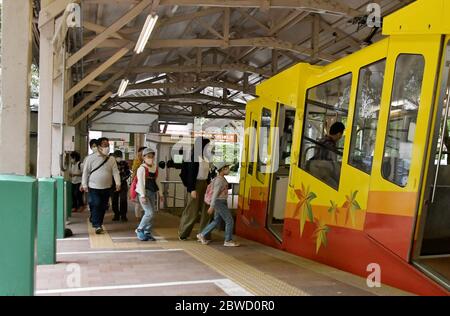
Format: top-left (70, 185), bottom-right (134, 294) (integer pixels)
top-left (313, 218), bottom-right (330, 254)
top-left (328, 200), bottom-right (339, 224)
top-left (342, 191), bottom-right (362, 227)
top-left (294, 183), bottom-right (317, 236)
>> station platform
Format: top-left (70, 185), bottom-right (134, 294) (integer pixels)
top-left (35, 208), bottom-right (412, 296)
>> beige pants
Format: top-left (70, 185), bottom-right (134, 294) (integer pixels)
top-left (178, 180), bottom-right (212, 238)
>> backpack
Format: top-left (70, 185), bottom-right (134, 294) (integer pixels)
top-left (204, 177), bottom-right (228, 206)
top-left (130, 165), bottom-right (158, 200)
top-left (204, 178), bottom-right (216, 206)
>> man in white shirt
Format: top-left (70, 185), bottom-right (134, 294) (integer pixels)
top-left (81, 137), bottom-right (121, 234)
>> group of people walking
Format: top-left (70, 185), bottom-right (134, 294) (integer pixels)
top-left (69, 136), bottom-right (239, 247)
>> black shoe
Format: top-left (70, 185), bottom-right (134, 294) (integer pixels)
top-left (112, 215), bottom-right (120, 221)
top-left (178, 236), bottom-right (188, 241)
top-left (121, 217), bottom-right (128, 222)
top-left (95, 227), bottom-right (104, 234)
top-left (147, 235), bottom-right (156, 241)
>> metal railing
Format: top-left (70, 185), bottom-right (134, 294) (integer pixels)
top-left (160, 181), bottom-right (187, 210)
top-left (159, 180), bottom-right (239, 211)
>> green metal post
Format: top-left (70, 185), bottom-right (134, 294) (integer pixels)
top-left (55, 176), bottom-right (65, 239)
top-left (37, 178), bottom-right (57, 265)
top-left (0, 175), bottom-right (37, 296)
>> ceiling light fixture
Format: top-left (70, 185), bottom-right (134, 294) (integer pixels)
top-left (117, 79), bottom-right (129, 97)
top-left (134, 14), bottom-right (159, 54)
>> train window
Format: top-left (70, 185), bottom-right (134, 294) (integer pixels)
top-left (299, 73), bottom-right (352, 190)
top-left (257, 108), bottom-right (272, 182)
top-left (349, 59), bottom-right (386, 174)
top-left (247, 120), bottom-right (257, 176)
top-left (382, 54), bottom-right (425, 187)
top-left (279, 108), bottom-right (296, 167)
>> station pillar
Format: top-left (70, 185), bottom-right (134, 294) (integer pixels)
top-left (55, 176), bottom-right (66, 239)
top-left (0, 0), bottom-right (33, 175)
top-left (37, 178), bottom-right (57, 265)
top-left (37, 0), bottom-right (57, 179)
top-left (0, 175), bottom-right (37, 296)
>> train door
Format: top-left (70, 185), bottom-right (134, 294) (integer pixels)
top-left (413, 38), bottom-right (450, 291)
top-left (364, 34), bottom-right (443, 261)
top-left (253, 100), bottom-right (279, 233)
top-left (240, 101), bottom-right (259, 215)
top-left (266, 104), bottom-right (296, 241)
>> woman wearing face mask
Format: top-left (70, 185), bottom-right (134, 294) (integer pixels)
top-left (131, 146), bottom-right (147, 222)
top-left (69, 151), bottom-right (84, 213)
top-left (134, 148), bottom-right (159, 241)
top-left (111, 150), bottom-right (131, 222)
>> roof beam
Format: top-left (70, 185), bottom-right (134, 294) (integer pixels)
top-left (83, 21), bottom-right (132, 41)
top-left (66, 0), bottom-right (152, 69)
top-left (127, 63), bottom-right (268, 75)
top-left (142, 37), bottom-right (336, 62)
top-left (145, 37), bottom-right (336, 61)
top-left (312, 13), bottom-right (320, 59)
top-left (237, 8), bottom-right (270, 33)
top-left (71, 92), bottom-right (113, 126)
top-left (116, 93), bottom-right (245, 107)
top-left (128, 80), bottom-right (255, 93)
top-left (195, 19), bottom-right (225, 40)
top-left (269, 9), bottom-right (304, 35)
top-left (318, 15), bottom-right (361, 49)
top-left (83, 0), bottom-right (361, 17)
top-left (159, 7), bottom-right (224, 27)
top-left (84, 38), bottom-right (132, 49)
top-left (65, 45), bottom-right (131, 100)
top-left (159, 0), bottom-right (361, 17)
top-left (69, 70), bottom-right (125, 116)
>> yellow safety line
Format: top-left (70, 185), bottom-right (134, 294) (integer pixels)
top-left (165, 241), bottom-right (309, 296)
top-left (87, 219), bottom-right (115, 249)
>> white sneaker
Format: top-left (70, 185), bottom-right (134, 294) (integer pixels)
top-left (224, 240), bottom-right (240, 247)
top-left (197, 233), bottom-right (210, 245)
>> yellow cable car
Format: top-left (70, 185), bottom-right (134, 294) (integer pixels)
top-left (237, 0), bottom-right (450, 295)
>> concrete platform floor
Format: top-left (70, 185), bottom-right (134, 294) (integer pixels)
top-left (35, 206), bottom-right (412, 296)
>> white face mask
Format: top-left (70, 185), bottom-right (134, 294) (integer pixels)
top-left (144, 157), bottom-right (154, 166)
top-left (99, 147), bottom-right (109, 155)
top-left (91, 147), bottom-right (98, 153)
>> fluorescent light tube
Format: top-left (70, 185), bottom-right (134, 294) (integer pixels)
top-left (134, 14), bottom-right (158, 54)
top-left (117, 79), bottom-right (129, 97)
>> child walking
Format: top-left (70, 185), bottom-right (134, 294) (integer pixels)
top-left (197, 162), bottom-right (240, 247)
top-left (134, 148), bottom-right (159, 241)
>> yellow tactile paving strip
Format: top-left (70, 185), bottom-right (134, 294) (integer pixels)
top-left (87, 220), bottom-right (115, 248)
top-left (87, 220), bottom-right (308, 296)
top-left (170, 242), bottom-right (309, 296)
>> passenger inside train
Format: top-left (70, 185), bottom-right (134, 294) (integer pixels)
top-left (305, 122), bottom-right (346, 188)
